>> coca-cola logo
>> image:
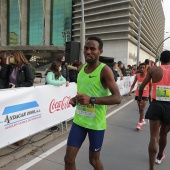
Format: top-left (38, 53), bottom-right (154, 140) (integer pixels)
top-left (49, 96), bottom-right (71, 113)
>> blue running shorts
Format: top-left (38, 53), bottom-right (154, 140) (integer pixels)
top-left (67, 123), bottom-right (105, 152)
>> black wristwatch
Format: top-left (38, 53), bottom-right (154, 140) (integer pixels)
top-left (90, 97), bottom-right (96, 105)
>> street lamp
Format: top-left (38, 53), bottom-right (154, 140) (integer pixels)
top-left (155, 36), bottom-right (170, 65)
top-left (136, 0), bottom-right (146, 66)
top-left (80, 0), bottom-right (85, 64)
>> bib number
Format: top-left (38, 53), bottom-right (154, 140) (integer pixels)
top-left (76, 103), bottom-right (95, 117)
top-left (156, 85), bottom-right (170, 101)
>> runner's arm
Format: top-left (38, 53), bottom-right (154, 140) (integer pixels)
top-left (95, 65), bottom-right (121, 105)
top-left (76, 65), bottom-right (121, 105)
top-left (129, 75), bottom-right (137, 96)
top-left (139, 69), bottom-right (152, 101)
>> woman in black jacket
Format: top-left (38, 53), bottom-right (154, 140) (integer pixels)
top-left (0, 54), bottom-right (8, 89)
top-left (6, 51), bottom-right (34, 146)
top-left (7, 50), bottom-right (34, 88)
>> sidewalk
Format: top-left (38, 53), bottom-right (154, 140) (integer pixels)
top-left (0, 93), bottom-right (134, 168)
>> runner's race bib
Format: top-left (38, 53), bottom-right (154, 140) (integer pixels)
top-left (138, 82), bottom-right (147, 90)
top-left (156, 85), bottom-right (170, 101)
top-left (76, 103), bottom-right (95, 117)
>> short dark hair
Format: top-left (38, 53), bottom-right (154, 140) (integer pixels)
top-left (113, 62), bottom-right (117, 67)
top-left (160, 50), bottom-right (170, 63)
top-left (127, 65), bottom-right (132, 69)
top-left (145, 59), bottom-right (150, 64)
top-left (139, 63), bottom-right (146, 67)
top-left (86, 36), bottom-right (103, 50)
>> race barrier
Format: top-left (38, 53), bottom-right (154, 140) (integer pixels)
top-left (116, 76), bottom-right (137, 96)
top-left (0, 76), bottom-right (136, 149)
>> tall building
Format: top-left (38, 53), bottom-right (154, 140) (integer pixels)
top-left (72, 0), bottom-right (165, 65)
top-left (0, 0), bottom-right (72, 65)
top-left (0, 0), bottom-right (165, 66)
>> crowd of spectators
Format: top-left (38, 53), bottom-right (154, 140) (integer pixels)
top-left (110, 59), bottom-right (154, 82)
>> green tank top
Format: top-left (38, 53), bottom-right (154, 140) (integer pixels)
top-left (73, 63), bottom-right (110, 130)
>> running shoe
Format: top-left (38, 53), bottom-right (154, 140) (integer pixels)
top-left (155, 153), bottom-right (166, 164)
top-left (141, 119), bottom-right (146, 125)
top-left (136, 123), bottom-right (142, 130)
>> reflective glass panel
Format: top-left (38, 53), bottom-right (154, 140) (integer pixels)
top-left (51, 0), bottom-right (72, 46)
top-left (8, 0), bottom-right (20, 45)
top-left (28, 0), bottom-right (43, 45)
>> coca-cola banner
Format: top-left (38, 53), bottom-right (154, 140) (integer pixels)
top-left (0, 83), bottom-right (77, 149)
top-left (0, 77), bottom-right (136, 149)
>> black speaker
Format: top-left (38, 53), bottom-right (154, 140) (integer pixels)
top-left (99, 56), bottom-right (114, 67)
top-left (65, 41), bottom-right (80, 63)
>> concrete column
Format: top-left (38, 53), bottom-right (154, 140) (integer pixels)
top-left (19, 0), bottom-right (28, 45)
top-left (1, 0), bottom-right (8, 46)
top-left (43, 0), bottom-right (51, 46)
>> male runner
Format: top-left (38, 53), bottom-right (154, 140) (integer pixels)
top-left (139, 50), bottom-right (170, 170)
top-left (64, 36), bottom-right (121, 170)
top-left (129, 63), bottom-right (151, 130)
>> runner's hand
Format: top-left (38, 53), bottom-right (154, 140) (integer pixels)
top-left (69, 97), bottom-right (76, 107)
top-left (76, 92), bottom-right (91, 105)
top-left (66, 81), bottom-right (69, 87)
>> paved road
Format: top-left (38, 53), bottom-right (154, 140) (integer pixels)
top-left (2, 100), bottom-right (170, 170)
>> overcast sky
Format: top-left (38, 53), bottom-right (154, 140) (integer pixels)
top-left (162, 0), bottom-right (170, 50)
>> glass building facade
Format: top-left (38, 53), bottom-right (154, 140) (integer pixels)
top-left (28, 0), bottom-right (43, 45)
top-left (8, 0), bottom-right (20, 45)
top-left (51, 0), bottom-right (72, 46)
top-left (6, 0), bottom-right (72, 46)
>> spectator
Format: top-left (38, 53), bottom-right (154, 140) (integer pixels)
top-left (67, 61), bottom-right (82, 83)
top-left (126, 65), bottom-right (132, 76)
top-left (0, 53), bottom-right (8, 89)
top-left (121, 64), bottom-right (127, 76)
top-left (145, 59), bottom-right (151, 73)
top-left (117, 61), bottom-right (124, 79)
top-left (45, 61), bottom-right (67, 131)
top-left (111, 62), bottom-right (119, 82)
top-left (45, 61), bottom-right (66, 86)
top-left (6, 50), bottom-right (34, 146)
top-left (132, 65), bottom-right (137, 76)
top-left (6, 51), bottom-right (34, 88)
top-left (56, 55), bottom-right (69, 86)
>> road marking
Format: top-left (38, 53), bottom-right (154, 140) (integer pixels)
top-left (17, 99), bottom-right (134, 170)
top-left (106, 99), bottom-right (134, 118)
top-left (16, 140), bottom-right (67, 170)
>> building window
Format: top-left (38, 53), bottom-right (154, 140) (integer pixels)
top-left (51, 0), bottom-right (72, 46)
top-left (8, 0), bottom-right (20, 45)
top-left (28, 0), bottom-right (43, 45)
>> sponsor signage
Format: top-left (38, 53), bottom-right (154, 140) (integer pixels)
top-left (0, 77), bottom-right (136, 149)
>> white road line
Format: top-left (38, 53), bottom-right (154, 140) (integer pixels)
top-left (106, 99), bottom-right (134, 118)
top-left (16, 99), bottom-right (134, 170)
top-left (16, 140), bottom-right (67, 170)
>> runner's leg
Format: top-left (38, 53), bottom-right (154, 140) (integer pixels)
top-left (88, 129), bottom-right (105, 170)
top-left (64, 123), bottom-right (87, 170)
top-left (157, 123), bottom-right (170, 159)
top-left (148, 120), bottom-right (161, 170)
top-left (139, 100), bottom-right (147, 123)
top-left (65, 146), bottom-right (79, 170)
top-left (89, 151), bottom-right (103, 170)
